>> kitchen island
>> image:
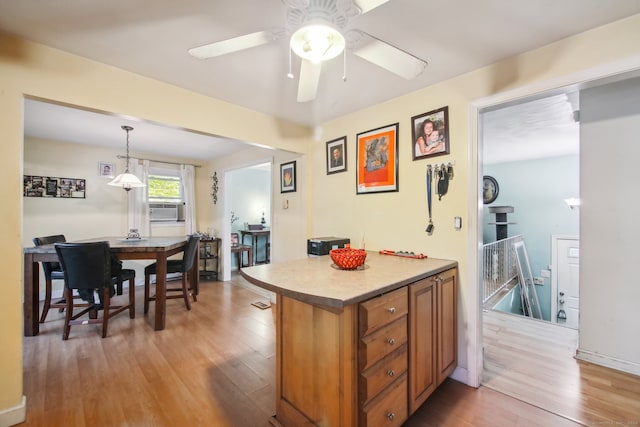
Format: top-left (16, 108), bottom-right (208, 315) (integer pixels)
top-left (241, 251), bottom-right (458, 427)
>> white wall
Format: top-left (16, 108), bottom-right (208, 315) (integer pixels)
top-left (578, 76), bottom-right (640, 374)
top-left (229, 165), bottom-right (271, 267)
top-left (23, 137), bottom-right (128, 244)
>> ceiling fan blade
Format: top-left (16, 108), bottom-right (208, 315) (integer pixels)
top-left (297, 59), bottom-right (322, 102)
top-left (188, 31), bottom-right (273, 59)
top-left (352, 31), bottom-right (427, 80)
top-left (354, 0), bottom-right (390, 14)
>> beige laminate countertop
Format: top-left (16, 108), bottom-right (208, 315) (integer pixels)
top-left (240, 251), bottom-right (457, 308)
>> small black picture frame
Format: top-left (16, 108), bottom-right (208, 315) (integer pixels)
top-left (280, 161), bottom-right (296, 193)
top-left (326, 136), bottom-right (347, 175)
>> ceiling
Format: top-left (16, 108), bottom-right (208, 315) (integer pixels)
top-left (482, 91), bottom-right (580, 164)
top-left (2, 1), bottom-right (640, 160)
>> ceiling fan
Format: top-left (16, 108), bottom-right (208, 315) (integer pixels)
top-left (188, 0), bottom-right (428, 102)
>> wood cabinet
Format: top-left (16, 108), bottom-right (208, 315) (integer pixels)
top-left (244, 254), bottom-right (458, 427)
top-left (408, 268), bottom-right (457, 414)
top-left (359, 287), bottom-right (409, 426)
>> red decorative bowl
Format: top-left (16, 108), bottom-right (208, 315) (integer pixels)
top-left (330, 248), bottom-right (367, 270)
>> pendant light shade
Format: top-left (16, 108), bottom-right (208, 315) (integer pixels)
top-left (108, 125), bottom-right (145, 191)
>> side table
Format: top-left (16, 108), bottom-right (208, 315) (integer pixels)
top-left (199, 238), bottom-right (220, 279)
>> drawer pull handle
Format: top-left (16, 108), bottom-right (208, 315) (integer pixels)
top-left (387, 412), bottom-right (395, 421)
top-left (387, 338), bottom-right (395, 345)
top-left (387, 369), bottom-right (395, 377)
top-left (388, 307), bottom-right (396, 314)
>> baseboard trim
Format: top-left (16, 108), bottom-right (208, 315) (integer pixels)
top-left (0, 396), bottom-right (26, 427)
top-left (576, 348), bottom-right (640, 377)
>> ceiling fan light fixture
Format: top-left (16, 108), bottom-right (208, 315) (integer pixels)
top-left (108, 125), bottom-right (145, 192)
top-left (290, 24), bottom-right (345, 63)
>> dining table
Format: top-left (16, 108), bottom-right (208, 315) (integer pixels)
top-left (23, 236), bottom-right (196, 336)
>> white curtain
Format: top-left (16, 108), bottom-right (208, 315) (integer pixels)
top-left (181, 164), bottom-right (196, 235)
top-left (128, 159), bottom-right (150, 236)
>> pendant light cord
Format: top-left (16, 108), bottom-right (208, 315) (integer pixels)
top-left (122, 125), bottom-right (133, 173)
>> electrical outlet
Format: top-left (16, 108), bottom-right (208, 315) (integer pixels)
top-left (540, 269), bottom-right (550, 278)
top-left (534, 277), bottom-right (545, 285)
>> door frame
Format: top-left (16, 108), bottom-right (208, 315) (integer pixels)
top-left (469, 56), bottom-right (640, 388)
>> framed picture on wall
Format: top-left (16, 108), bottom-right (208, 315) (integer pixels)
top-left (99, 161), bottom-right (115, 178)
top-left (356, 123), bottom-right (399, 194)
top-left (23, 175), bottom-right (86, 198)
top-left (411, 106), bottom-right (450, 160)
top-left (326, 136), bottom-right (347, 175)
top-left (280, 161), bottom-right (296, 193)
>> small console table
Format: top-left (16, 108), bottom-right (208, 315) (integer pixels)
top-left (199, 238), bottom-right (220, 280)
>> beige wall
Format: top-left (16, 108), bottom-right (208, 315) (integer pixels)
top-left (310, 15), bottom-right (640, 383)
top-left (0, 32), bottom-right (314, 421)
top-left (23, 137), bottom-right (214, 293)
top-left (2, 13), bottom-right (640, 423)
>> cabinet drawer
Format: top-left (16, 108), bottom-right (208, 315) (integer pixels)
top-left (360, 344), bottom-right (407, 405)
top-left (360, 316), bottom-right (407, 371)
top-left (360, 287), bottom-right (408, 337)
top-left (360, 373), bottom-right (407, 427)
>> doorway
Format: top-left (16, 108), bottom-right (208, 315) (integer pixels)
top-left (221, 161), bottom-right (272, 282)
top-left (480, 90), bottom-right (580, 325)
top-left (475, 65), bottom-right (640, 409)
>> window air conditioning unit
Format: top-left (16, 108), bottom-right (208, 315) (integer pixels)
top-left (149, 203), bottom-right (178, 222)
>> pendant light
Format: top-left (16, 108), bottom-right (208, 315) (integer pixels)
top-left (108, 125), bottom-right (145, 191)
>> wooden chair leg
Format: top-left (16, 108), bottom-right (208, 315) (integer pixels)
top-left (102, 288), bottom-right (110, 338)
top-left (189, 272), bottom-right (197, 303)
top-left (144, 274), bottom-right (151, 314)
top-left (128, 277), bottom-right (135, 319)
top-left (40, 278), bottom-right (53, 323)
top-left (62, 288), bottom-right (72, 341)
top-left (182, 274), bottom-right (191, 311)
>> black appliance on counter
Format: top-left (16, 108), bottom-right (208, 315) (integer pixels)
top-left (307, 237), bottom-right (350, 256)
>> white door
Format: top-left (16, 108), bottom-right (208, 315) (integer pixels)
top-left (555, 237), bottom-right (580, 329)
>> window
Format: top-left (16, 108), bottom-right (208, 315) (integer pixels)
top-left (148, 166), bottom-right (184, 223)
top-left (148, 173), bottom-right (182, 203)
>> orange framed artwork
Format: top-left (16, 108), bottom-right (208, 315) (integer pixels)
top-left (356, 123), bottom-right (399, 194)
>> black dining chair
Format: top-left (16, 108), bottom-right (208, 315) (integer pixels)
top-left (33, 234), bottom-right (67, 323)
top-left (33, 234), bottom-right (136, 323)
top-left (54, 241), bottom-right (135, 340)
top-left (144, 235), bottom-right (200, 313)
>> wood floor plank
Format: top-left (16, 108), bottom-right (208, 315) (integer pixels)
top-left (20, 275), bottom-right (639, 426)
top-left (483, 309), bottom-right (640, 426)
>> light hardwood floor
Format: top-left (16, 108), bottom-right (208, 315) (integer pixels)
top-left (483, 309), bottom-right (640, 426)
top-left (19, 274), bottom-right (637, 426)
